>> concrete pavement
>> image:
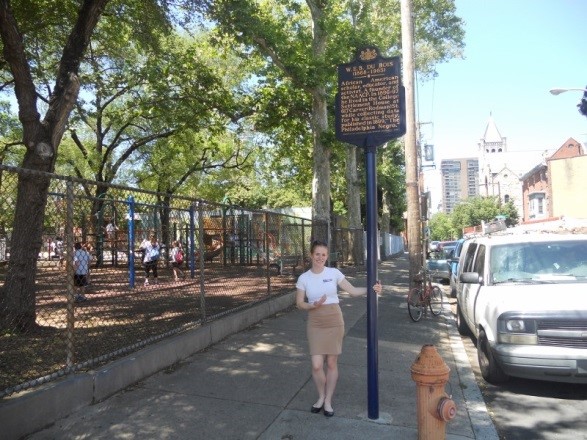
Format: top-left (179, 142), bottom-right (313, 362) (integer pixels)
top-left (21, 254), bottom-right (499, 439)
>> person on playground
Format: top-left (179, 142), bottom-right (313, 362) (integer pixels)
top-left (54, 236), bottom-right (64, 268)
top-left (295, 240), bottom-right (382, 418)
top-left (170, 240), bottom-right (185, 281)
top-left (141, 234), bottom-right (160, 286)
top-left (73, 241), bottom-right (91, 302)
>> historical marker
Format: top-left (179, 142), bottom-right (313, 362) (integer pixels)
top-left (335, 46), bottom-right (407, 421)
top-left (335, 47), bottom-right (406, 147)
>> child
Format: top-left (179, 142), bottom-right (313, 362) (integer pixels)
top-left (141, 234), bottom-right (160, 286)
top-left (170, 240), bottom-right (185, 281)
top-left (73, 242), bottom-right (91, 302)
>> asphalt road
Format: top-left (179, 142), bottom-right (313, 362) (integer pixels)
top-left (445, 293), bottom-right (587, 440)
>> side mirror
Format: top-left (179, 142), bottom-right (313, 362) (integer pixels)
top-left (460, 272), bottom-right (483, 285)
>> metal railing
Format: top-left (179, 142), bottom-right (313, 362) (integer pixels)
top-left (0, 165), bottom-right (363, 398)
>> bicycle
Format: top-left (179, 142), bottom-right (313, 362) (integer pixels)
top-left (407, 267), bottom-right (444, 322)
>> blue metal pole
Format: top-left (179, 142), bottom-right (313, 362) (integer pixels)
top-left (127, 196), bottom-right (135, 288)
top-left (365, 143), bottom-right (379, 419)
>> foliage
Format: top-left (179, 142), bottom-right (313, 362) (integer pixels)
top-left (579, 88), bottom-right (587, 118)
top-left (429, 196), bottom-right (520, 240)
top-left (203, 0), bottom-right (465, 229)
top-left (378, 140), bottom-right (406, 231)
top-left (428, 211), bottom-right (455, 241)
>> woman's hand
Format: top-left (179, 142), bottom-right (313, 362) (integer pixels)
top-left (313, 294), bottom-right (327, 308)
top-left (373, 281), bottom-right (383, 295)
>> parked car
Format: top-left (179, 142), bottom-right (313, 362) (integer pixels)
top-left (455, 233), bottom-right (587, 384)
top-left (448, 238), bottom-right (467, 297)
top-left (438, 240), bottom-right (457, 252)
top-left (426, 247), bottom-right (451, 283)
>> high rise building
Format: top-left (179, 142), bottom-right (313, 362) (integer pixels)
top-left (440, 158), bottom-right (479, 213)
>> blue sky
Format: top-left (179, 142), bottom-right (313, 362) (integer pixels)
top-left (416, 0), bottom-right (587, 162)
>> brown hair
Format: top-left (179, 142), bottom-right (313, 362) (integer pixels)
top-left (310, 240), bottom-right (328, 253)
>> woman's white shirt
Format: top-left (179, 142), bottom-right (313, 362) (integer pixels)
top-left (296, 267), bottom-right (345, 305)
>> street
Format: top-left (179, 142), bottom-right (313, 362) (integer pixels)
top-left (446, 293), bottom-right (587, 440)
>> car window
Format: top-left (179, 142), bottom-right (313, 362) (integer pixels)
top-left (490, 240), bottom-right (587, 283)
top-left (473, 245), bottom-right (485, 278)
top-left (462, 243), bottom-right (477, 273)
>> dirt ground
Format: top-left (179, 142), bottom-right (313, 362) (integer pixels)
top-left (1, 259), bottom-right (298, 396)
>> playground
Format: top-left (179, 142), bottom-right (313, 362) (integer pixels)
top-left (0, 168), bottom-right (337, 398)
top-left (1, 257), bottom-right (298, 395)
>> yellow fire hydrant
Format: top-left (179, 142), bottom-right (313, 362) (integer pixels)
top-left (411, 344), bottom-right (457, 440)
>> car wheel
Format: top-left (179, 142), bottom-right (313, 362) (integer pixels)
top-left (477, 329), bottom-right (509, 384)
top-left (456, 304), bottom-right (470, 336)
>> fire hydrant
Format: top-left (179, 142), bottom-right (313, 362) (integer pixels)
top-left (411, 344), bottom-right (457, 440)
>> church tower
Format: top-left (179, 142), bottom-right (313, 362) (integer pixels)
top-left (477, 114), bottom-right (524, 217)
top-left (478, 113), bottom-right (507, 155)
top-left (478, 114), bottom-right (507, 198)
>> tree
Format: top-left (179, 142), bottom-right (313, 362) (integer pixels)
top-left (204, 0), bottom-right (464, 243)
top-left (0, 0), bottom-right (205, 331)
top-left (450, 196), bottom-right (518, 235)
top-left (58, 32), bottom-right (252, 229)
top-left (579, 87), bottom-right (587, 118)
top-left (428, 212), bottom-right (456, 241)
top-left (0, 0), bottom-right (113, 331)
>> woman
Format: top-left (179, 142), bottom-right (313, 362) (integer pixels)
top-left (296, 240), bottom-right (382, 417)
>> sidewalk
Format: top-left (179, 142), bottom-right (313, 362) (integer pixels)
top-left (27, 254), bottom-right (499, 439)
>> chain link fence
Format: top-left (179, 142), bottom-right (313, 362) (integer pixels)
top-left (0, 165), bottom-right (362, 398)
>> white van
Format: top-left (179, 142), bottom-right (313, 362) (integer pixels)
top-left (455, 233), bottom-right (587, 384)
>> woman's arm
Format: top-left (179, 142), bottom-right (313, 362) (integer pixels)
top-left (338, 279), bottom-right (382, 297)
top-left (296, 288), bottom-right (326, 310)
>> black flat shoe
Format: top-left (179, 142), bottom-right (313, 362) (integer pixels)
top-left (323, 409), bottom-right (334, 417)
top-left (310, 404), bottom-right (323, 414)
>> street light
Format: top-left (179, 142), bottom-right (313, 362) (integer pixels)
top-left (549, 87), bottom-right (587, 95)
top-left (550, 86), bottom-right (587, 117)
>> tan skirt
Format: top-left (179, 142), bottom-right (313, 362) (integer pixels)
top-left (307, 304), bottom-right (344, 355)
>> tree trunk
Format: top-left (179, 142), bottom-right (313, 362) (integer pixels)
top-left (311, 89), bottom-right (331, 243)
top-left (345, 145), bottom-right (362, 264)
top-left (0, 0), bottom-right (106, 331)
top-left (308, 1), bottom-right (330, 244)
top-left (0, 150), bottom-right (53, 330)
top-left (0, 116), bottom-right (60, 328)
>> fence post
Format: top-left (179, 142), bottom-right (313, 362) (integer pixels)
top-left (65, 181), bottom-right (75, 368)
top-left (127, 196), bottom-right (135, 288)
top-left (189, 203), bottom-right (196, 278)
top-left (265, 212), bottom-right (270, 294)
top-left (196, 202), bottom-right (206, 320)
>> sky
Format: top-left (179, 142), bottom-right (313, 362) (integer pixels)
top-left (415, 0), bottom-right (587, 207)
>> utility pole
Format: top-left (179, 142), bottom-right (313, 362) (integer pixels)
top-left (401, 0), bottom-right (422, 287)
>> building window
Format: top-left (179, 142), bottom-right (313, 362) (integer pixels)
top-left (528, 192), bottom-right (545, 218)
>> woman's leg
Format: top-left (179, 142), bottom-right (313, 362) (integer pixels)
top-left (144, 264), bottom-right (151, 285)
top-left (324, 354), bottom-right (339, 411)
top-left (152, 263), bottom-right (158, 283)
top-left (310, 354), bottom-right (326, 407)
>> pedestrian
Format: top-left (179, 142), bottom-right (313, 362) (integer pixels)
top-left (141, 234), bottom-right (160, 286)
top-left (105, 220), bottom-right (118, 248)
top-left (72, 241), bottom-right (91, 302)
top-left (295, 240), bottom-right (382, 418)
top-left (169, 240), bottom-right (185, 281)
top-left (55, 236), bottom-right (64, 268)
